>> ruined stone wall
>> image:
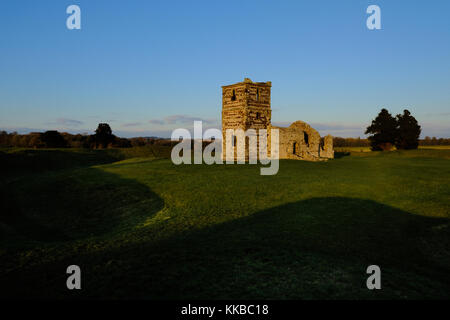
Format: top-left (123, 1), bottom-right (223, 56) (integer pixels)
top-left (222, 85), bottom-right (247, 130)
top-left (222, 78), bottom-right (272, 160)
top-left (221, 79), bottom-right (334, 161)
top-left (269, 121), bottom-right (325, 161)
top-left (321, 135), bottom-right (334, 159)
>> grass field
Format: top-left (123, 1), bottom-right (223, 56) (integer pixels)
top-left (335, 145), bottom-right (450, 153)
top-left (1, 147), bottom-right (449, 299)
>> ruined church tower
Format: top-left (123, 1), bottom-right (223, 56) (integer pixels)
top-left (221, 78), bottom-right (272, 157)
top-left (221, 78), bottom-right (334, 161)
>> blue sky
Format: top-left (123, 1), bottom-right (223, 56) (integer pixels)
top-left (0, 0), bottom-right (449, 138)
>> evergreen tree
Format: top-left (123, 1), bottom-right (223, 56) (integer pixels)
top-left (395, 109), bottom-right (421, 149)
top-left (94, 123), bottom-right (115, 148)
top-left (365, 109), bottom-right (398, 151)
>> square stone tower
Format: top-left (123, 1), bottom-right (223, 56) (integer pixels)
top-left (222, 78), bottom-right (272, 159)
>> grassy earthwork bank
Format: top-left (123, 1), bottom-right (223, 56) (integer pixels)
top-left (0, 147), bottom-right (449, 299)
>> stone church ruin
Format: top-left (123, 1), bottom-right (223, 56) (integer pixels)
top-left (222, 78), bottom-right (334, 161)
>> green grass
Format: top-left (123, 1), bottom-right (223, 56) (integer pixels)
top-left (335, 145), bottom-right (450, 153)
top-left (335, 146), bottom-right (372, 153)
top-left (0, 147), bottom-right (449, 299)
top-left (419, 145), bottom-right (450, 150)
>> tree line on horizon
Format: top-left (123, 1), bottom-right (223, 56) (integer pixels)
top-left (0, 123), bottom-right (175, 149)
top-left (1, 119), bottom-right (449, 149)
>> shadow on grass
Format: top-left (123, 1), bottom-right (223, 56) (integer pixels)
top-left (2, 197), bottom-right (449, 299)
top-left (0, 167), bottom-right (164, 243)
top-left (0, 149), bottom-right (123, 177)
top-left (333, 151), bottom-right (351, 159)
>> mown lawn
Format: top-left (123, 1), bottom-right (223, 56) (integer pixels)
top-left (0, 147), bottom-right (449, 299)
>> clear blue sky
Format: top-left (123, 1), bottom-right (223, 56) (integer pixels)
top-left (1, 0), bottom-right (449, 138)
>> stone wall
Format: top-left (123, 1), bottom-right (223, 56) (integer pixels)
top-left (222, 78), bottom-right (272, 160)
top-left (269, 121), bottom-right (325, 161)
top-left (321, 135), bottom-right (334, 159)
top-left (221, 78), bottom-right (334, 161)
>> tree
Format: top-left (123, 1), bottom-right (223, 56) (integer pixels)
top-left (0, 131), bottom-right (9, 147)
top-left (395, 109), bottom-right (421, 150)
top-left (94, 123), bottom-right (115, 148)
top-left (365, 109), bottom-right (398, 151)
top-left (28, 133), bottom-right (44, 148)
top-left (41, 130), bottom-right (66, 148)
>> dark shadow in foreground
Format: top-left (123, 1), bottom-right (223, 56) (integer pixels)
top-left (1, 197), bottom-right (449, 299)
top-left (0, 167), bottom-right (164, 242)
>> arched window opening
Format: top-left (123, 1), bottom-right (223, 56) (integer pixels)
top-left (256, 112), bottom-right (260, 120)
top-left (304, 132), bottom-right (309, 145)
top-left (293, 142), bottom-right (297, 154)
top-left (231, 89), bottom-right (236, 101)
top-left (256, 88), bottom-right (259, 101)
